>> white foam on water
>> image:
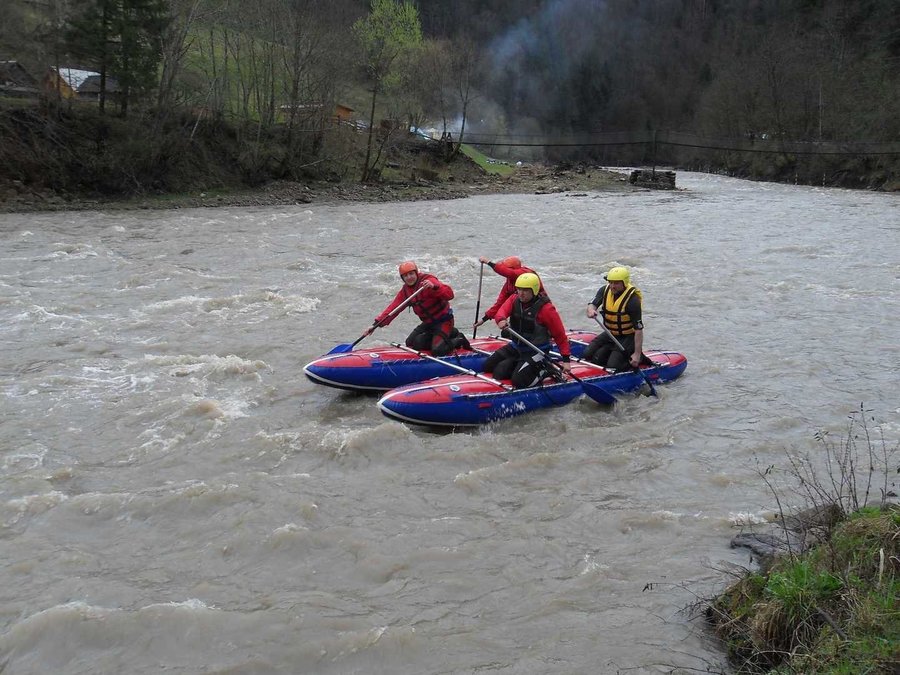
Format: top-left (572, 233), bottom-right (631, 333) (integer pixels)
top-left (728, 510), bottom-right (777, 526)
top-left (2, 444), bottom-right (47, 475)
top-left (49, 242), bottom-right (99, 259)
top-left (578, 553), bottom-right (610, 576)
top-left (144, 353), bottom-right (269, 379)
top-left (144, 295), bottom-right (211, 312)
top-left (2, 491), bottom-right (69, 528)
top-left (317, 422), bottom-right (414, 457)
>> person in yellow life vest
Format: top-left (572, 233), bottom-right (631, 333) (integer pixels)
top-left (584, 266), bottom-right (644, 371)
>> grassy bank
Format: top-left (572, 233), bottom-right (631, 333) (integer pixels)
top-left (707, 411), bottom-right (899, 673)
top-left (710, 507), bottom-right (899, 673)
top-left (0, 101), bottom-right (490, 209)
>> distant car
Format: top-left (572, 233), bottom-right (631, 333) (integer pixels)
top-left (409, 127), bottom-right (433, 140)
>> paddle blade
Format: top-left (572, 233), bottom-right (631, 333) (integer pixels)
top-left (578, 379), bottom-right (618, 405)
top-left (327, 330), bottom-right (371, 354)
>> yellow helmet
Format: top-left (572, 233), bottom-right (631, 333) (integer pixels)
top-left (604, 266), bottom-right (630, 284)
top-left (514, 272), bottom-right (541, 295)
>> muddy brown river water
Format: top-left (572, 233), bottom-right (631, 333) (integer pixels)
top-left (1, 172), bottom-right (898, 673)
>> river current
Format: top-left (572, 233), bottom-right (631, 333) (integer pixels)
top-left (1, 173), bottom-right (898, 673)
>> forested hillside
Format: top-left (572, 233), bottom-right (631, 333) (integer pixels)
top-left (1, 0), bottom-right (898, 199)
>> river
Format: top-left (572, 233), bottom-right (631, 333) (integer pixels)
top-left (1, 173), bottom-right (898, 674)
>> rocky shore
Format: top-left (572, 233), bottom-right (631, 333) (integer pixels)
top-left (0, 163), bottom-right (635, 213)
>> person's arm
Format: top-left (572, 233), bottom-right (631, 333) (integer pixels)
top-left (371, 288), bottom-right (406, 330)
top-left (586, 286), bottom-right (605, 318)
top-left (488, 260), bottom-right (520, 281)
top-left (419, 274), bottom-right (452, 301)
top-left (539, 304), bottom-right (571, 360)
top-left (628, 295), bottom-right (644, 367)
top-left (493, 295), bottom-right (516, 328)
top-left (631, 328), bottom-right (644, 368)
top-left (477, 285), bottom-right (512, 325)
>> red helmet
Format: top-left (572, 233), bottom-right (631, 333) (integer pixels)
top-left (398, 261), bottom-right (418, 277)
top-left (500, 256), bottom-right (521, 268)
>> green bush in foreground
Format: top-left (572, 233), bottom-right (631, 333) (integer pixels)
top-left (712, 507), bottom-right (899, 673)
top-left (708, 410), bottom-right (899, 674)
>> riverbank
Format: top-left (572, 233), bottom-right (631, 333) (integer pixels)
top-left (709, 505), bottom-right (899, 673)
top-left (0, 162), bottom-right (633, 213)
top-left (707, 411), bottom-right (899, 674)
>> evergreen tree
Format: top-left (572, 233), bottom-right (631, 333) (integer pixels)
top-left (66, 0), bottom-right (170, 116)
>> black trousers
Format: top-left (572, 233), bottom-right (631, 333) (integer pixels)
top-left (483, 343), bottom-right (550, 389)
top-left (406, 319), bottom-right (468, 356)
top-left (583, 332), bottom-right (635, 371)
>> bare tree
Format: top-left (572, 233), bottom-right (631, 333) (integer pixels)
top-left (450, 36), bottom-right (480, 158)
top-left (353, 0), bottom-right (422, 181)
top-left (154, 0), bottom-right (205, 131)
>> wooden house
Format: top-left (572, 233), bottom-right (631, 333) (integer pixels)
top-left (45, 67), bottom-right (97, 99)
top-left (77, 74), bottom-right (119, 101)
top-left (0, 60), bottom-right (40, 98)
top-left (334, 104), bottom-right (354, 122)
top-left (277, 102), bottom-right (355, 125)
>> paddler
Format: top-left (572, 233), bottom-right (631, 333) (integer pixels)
top-left (584, 265), bottom-right (645, 370)
top-left (365, 261), bottom-right (470, 356)
top-left (472, 255), bottom-right (547, 333)
top-left (483, 272), bottom-right (571, 388)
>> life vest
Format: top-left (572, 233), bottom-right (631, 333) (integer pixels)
top-left (601, 285), bottom-right (641, 335)
top-left (511, 294), bottom-right (551, 346)
top-left (405, 274), bottom-right (451, 324)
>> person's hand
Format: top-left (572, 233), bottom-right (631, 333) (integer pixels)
top-left (560, 361), bottom-right (572, 373)
top-left (479, 256), bottom-right (490, 264)
top-left (586, 305), bottom-right (597, 318)
top-left (495, 318), bottom-right (508, 330)
top-left (421, 279), bottom-right (434, 289)
top-left (630, 353), bottom-right (640, 368)
top-left (364, 325), bottom-right (376, 336)
top-left (473, 318), bottom-right (486, 329)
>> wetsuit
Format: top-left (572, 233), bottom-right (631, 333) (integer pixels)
top-left (479, 261), bottom-right (546, 323)
top-left (483, 294), bottom-right (571, 389)
top-left (375, 273), bottom-right (465, 356)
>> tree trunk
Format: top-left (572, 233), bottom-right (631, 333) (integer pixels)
top-left (362, 85), bottom-right (378, 182)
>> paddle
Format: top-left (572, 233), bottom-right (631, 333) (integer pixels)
top-left (590, 316), bottom-right (658, 397)
top-left (328, 285), bottom-right (427, 354)
top-left (502, 325), bottom-right (617, 405)
top-left (472, 261), bottom-right (485, 339)
top-left (391, 343), bottom-right (512, 390)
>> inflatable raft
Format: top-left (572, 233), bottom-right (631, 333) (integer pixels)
top-left (303, 330), bottom-right (599, 392)
top-left (377, 350), bottom-right (688, 427)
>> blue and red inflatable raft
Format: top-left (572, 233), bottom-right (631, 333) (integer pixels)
top-left (303, 330), bottom-right (600, 392)
top-left (376, 350), bottom-right (687, 427)
top-left (303, 330), bottom-right (687, 427)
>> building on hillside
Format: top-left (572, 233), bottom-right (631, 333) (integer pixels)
top-left (78, 74), bottom-right (120, 102)
top-left (334, 104), bottom-right (354, 122)
top-left (0, 60), bottom-right (40, 98)
top-left (277, 102), bottom-right (355, 124)
top-left (45, 67), bottom-right (97, 98)
top-left (44, 67), bottom-right (120, 102)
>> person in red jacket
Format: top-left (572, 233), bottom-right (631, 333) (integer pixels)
top-left (482, 272), bottom-right (571, 388)
top-left (472, 255), bottom-right (547, 332)
top-left (365, 261), bottom-right (469, 356)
